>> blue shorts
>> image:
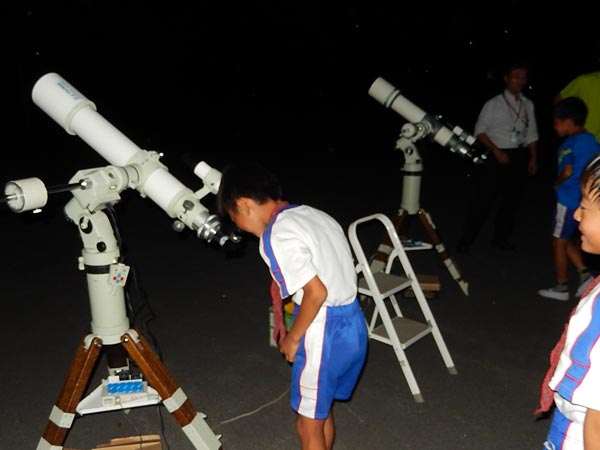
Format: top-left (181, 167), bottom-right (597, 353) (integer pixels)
top-left (543, 406), bottom-right (583, 449)
top-left (552, 203), bottom-right (579, 239)
top-left (290, 298), bottom-right (368, 419)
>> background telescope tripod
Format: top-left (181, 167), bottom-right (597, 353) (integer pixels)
top-left (369, 122), bottom-right (469, 296)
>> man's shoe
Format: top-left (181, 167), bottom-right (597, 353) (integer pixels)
top-left (576, 275), bottom-right (594, 298)
top-left (491, 239), bottom-right (515, 251)
top-left (538, 286), bottom-right (569, 301)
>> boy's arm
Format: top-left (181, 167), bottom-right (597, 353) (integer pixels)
top-left (278, 275), bottom-right (327, 362)
top-left (554, 164), bottom-right (573, 190)
top-left (584, 407), bottom-right (600, 450)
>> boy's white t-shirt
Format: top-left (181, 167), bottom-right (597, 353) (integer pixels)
top-left (550, 282), bottom-right (600, 424)
top-left (259, 204), bottom-right (357, 307)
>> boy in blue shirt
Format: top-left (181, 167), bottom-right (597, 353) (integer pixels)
top-left (538, 97), bottom-right (600, 301)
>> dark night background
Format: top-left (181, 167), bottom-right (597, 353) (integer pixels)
top-left (2, 2), bottom-right (600, 449)
top-left (4, 1), bottom-right (599, 182)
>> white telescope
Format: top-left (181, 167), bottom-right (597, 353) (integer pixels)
top-left (31, 72), bottom-right (226, 243)
top-left (368, 77), bottom-right (487, 163)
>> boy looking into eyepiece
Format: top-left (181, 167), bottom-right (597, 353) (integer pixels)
top-left (217, 162), bottom-right (368, 450)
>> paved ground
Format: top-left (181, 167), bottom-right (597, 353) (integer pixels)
top-left (3, 108), bottom-right (595, 450)
top-left (6, 4), bottom-right (600, 448)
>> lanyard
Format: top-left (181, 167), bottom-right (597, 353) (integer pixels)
top-left (502, 92), bottom-right (529, 129)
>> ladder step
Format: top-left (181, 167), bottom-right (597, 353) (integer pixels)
top-left (371, 317), bottom-right (431, 348)
top-left (358, 272), bottom-right (411, 297)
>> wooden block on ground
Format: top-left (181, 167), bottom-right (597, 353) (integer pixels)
top-left (403, 274), bottom-right (440, 299)
top-left (94, 435), bottom-right (162, 450)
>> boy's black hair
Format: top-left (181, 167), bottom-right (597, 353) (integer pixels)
top-left (581, 153), bottom-right (600, 202)
top-left (554, 96), bottom-right (588, 127)
top-left (216, 162), bottom-right (283, 215)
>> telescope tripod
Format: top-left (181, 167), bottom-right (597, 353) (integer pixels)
top-left (38, 329), bottom-right (222, 450)
top-left (369, 125), bottom-right (469, 296)
top-left (36, 192), bottom-right (222, 450)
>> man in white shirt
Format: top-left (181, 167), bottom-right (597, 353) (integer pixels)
top-left (457, 61), bottom-right (539, 253)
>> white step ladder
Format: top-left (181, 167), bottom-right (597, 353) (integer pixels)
top-left (348, 213), bottom-right (457, 402)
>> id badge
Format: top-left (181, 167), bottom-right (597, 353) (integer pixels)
top-left (510, 129), bottom-right (519, 143)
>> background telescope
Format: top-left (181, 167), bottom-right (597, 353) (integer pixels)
top-left (368, 77), bottom-right (488, 163)
top-left (4, 73), bottom-right (232, 245)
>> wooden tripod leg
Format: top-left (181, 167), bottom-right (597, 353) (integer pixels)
top-left (121, 329), bottom-right (222, 450)
top-left (416, 209), bottom-right (469, 296)
top-left (370, 210), bottom-right (409, 273)
top-left (38, 335), bottom-right (103, 449)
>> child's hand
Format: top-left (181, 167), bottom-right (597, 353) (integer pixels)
top-left (553, 178), bottom-right (565, 191)
top-left (279, 334), bottom-right (300, 363)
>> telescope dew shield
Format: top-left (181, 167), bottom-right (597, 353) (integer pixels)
top-left (368, 77), bottom-right (427, 124)
top-left (32, 73), bottom-right (139, 166)
top-left (31, 72), bottom-right (96, 136)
